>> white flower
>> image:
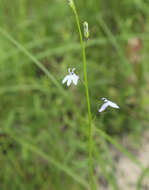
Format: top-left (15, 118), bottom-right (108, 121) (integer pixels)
top-left (62, 68), bottom-right (79, 87)
top-left (98, 98), bottom-right (120, 112)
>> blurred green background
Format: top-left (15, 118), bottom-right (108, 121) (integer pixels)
top-left (0, 0), bottom-right (149, 189)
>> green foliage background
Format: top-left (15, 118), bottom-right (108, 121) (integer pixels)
top-left (0, 0), bottom-right (149, 189)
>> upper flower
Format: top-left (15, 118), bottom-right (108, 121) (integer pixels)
top-left (62, 68), bottom-right (79, 87)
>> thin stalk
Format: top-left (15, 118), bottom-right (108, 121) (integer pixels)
top-left (70, 1), bottom-right (95, 189)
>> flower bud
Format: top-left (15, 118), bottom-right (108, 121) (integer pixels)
top-left (68, 0), bottom-right (73, 7)
top-left (83, 21), bottom-right (89, 41)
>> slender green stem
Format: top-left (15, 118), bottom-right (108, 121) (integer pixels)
top-left (70, 2), bottom-right (95, 189)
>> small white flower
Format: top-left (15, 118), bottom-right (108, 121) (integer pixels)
top-left (98, 98), bottom-right (120, 112)
top-left (62, 68), bottom-right (79, 87)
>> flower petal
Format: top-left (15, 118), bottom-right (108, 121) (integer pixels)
top-left (109, 101), bottom-right (120, 109)
top-left (72, 68), bottom-right (75, 72)
top-left (67, 78), bottom-right (72, 86)
top-left (72, 74), bottom-right (79, 85)
top-left (98, 102), bottom-right (109, 112)
top-left (62, 75), bottom-right (69, 84)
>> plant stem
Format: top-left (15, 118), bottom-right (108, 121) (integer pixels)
top-left (70, 2), bottom-right (95, 190)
